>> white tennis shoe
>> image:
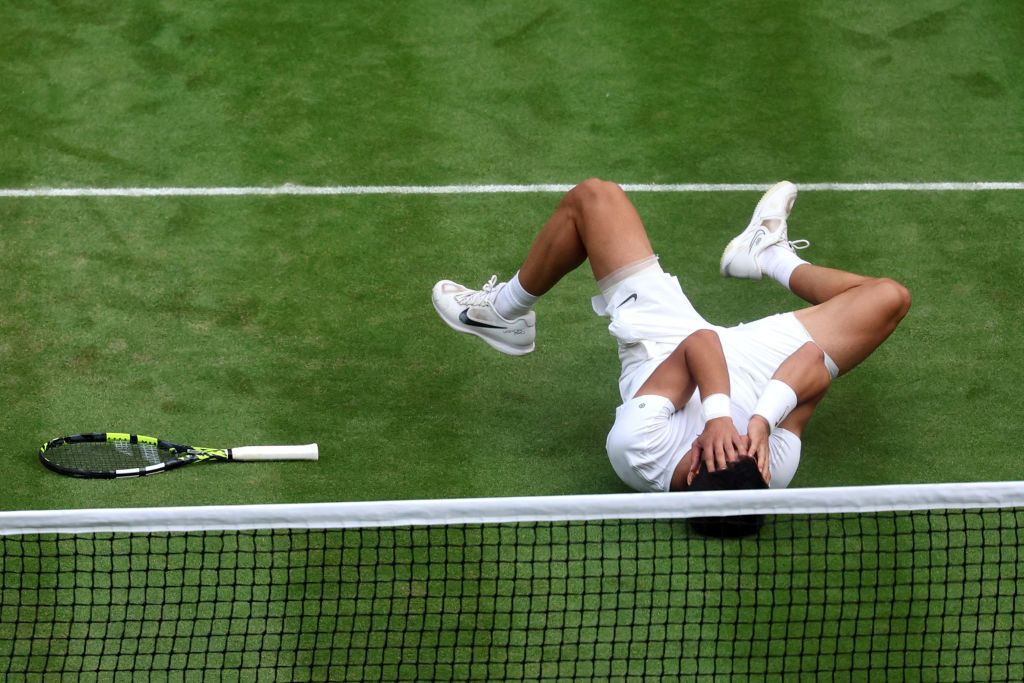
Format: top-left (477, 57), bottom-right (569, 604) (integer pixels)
top-left (720, 181), bottom-right (807, 280)
top-left (432, 275), bottom-right (536, 356)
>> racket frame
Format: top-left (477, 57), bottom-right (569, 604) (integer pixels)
top-left (39, 432), bottom-right (316, 479)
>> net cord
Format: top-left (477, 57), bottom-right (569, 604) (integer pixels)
top-left (2, 480), bottom-right (1022, 536)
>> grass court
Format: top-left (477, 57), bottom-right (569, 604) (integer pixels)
top-left (1, 2), bottom-right (1021, 507)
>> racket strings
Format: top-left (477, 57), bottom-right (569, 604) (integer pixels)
top-left (48, 440), bottom-right (179, 471)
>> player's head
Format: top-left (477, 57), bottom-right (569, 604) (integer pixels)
top-left (686, 455), bottom-right (768, 538)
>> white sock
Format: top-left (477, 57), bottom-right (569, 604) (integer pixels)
top-left (759, 244), bottom-right (808, 290)
top-left (493, 271), bottom-right (539, 319)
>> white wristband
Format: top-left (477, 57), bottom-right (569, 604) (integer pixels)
top-left (701, 393), bottom-right (731, 422)
top-left (753, 379), bottom-right (798, 430)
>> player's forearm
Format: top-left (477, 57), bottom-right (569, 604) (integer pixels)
top-left (682, 328), bottom-right (731, 402)
top-left (631, 328), bottom-right (732, 411)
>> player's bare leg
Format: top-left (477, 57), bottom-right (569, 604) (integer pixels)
top-left (792, 269), bottom-right (910, 375)
top-left (432, 179), bottom-right (656, 354)
top-left (721, 182), bottom-right (911, 375)
top-left (516, 178), bottom-right (655, 293)
top-left (786, 264), bottom-right (869, 304)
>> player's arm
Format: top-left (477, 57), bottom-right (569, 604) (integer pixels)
top-left (633, 328), bottom-right (745, 472)
top-left (747, 342), bottom-right (833, 480)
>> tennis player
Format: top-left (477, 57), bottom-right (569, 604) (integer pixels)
top-left (432, 180), bottom-right (910, 492)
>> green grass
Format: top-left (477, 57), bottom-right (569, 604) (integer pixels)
top-left (3, 1), bottom-right (1022, 188)
top-left (3, 190), bottom-right (1022, 509)
top-left (2, 3), bottom-right (1024, 679)
top-left (0, 2), bottom-right (1022, 510)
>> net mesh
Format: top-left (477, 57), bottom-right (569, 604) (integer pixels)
top-left (2, 502), bottom-right (1023, 681)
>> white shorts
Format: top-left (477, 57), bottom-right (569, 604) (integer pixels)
top-left (594, 264), bottom-right (830, 492)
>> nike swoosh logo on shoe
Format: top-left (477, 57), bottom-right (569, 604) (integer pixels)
top-left (459, 309), bottom-right (505, 329)
top-left (617, 293), bottom-right (638, 308)
top-left (748, 229), bottom-right (768, 253)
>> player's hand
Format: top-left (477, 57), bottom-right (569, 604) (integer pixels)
top-left (746, 416), bottom-right (772, 484)
top-left (687, 417), bottom-right (746, 484)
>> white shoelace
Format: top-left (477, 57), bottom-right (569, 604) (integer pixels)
top-left (454, 275), bottom-right (500, 306)
top-left (758, 219), bottom-right (810, 253)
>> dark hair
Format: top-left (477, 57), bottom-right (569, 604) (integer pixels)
top-left (686, 456), bottom-right (768, 538)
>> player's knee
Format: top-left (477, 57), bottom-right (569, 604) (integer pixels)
top-left (570, 177), bottom-right (625, 209)
top-left (872, 278), bottom-right (912, 322)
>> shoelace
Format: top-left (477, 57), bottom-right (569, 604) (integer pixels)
top-left (758, 220), bottom-right (810, 253)
top-left (454, 274), bottom-right (499, 306)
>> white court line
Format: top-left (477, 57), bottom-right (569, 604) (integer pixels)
top-left (0, 182), bottom-right (1022, 198)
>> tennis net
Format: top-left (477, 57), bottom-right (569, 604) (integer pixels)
top-left (2, 482), bottom-right (1022, 681)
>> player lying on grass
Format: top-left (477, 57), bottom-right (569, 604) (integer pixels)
top-left (432, 180), bottom-right (910, 492)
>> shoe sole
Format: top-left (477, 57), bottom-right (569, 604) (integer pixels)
top-left (431, 297), bottom-right (535, 356)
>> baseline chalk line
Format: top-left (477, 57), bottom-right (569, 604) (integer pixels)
top-left (1, 182), bottom-right (1022, 198)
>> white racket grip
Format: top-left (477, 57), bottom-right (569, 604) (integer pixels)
top-left (230, 444), bottom-right (319, 461)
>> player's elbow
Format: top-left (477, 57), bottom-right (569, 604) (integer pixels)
top-left (685, 327), bottom-right (721, 347)
top-left (794, 341), bottom-right (826, 367)
top-left (794, 342), bottom-right (833, 393)
top-left (679, 328), bottom-right (724, 368)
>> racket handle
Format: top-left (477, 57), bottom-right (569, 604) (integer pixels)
top-left (230, 444), bottom-right (319, 461)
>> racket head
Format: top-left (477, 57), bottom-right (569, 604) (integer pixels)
top-left (38, 432), bottom-right (226, 478)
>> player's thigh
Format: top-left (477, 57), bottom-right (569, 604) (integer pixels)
top-left (794, 279), bottom-right (909, 374)
top-left (568, 179), bottom-right (655, 281)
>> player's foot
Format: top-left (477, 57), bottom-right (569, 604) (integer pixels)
top-left (720, 181), bottom-right (808, 280)
top-left (432, 275), bottom-right (536, 356)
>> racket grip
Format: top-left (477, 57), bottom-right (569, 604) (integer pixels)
top-left (230, 444), bottom-right (319, 461)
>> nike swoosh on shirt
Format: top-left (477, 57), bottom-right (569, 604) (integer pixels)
top-left (617, 293), bottom-right (638, 308)
top-left (459, 309), bottom-right (504, 329)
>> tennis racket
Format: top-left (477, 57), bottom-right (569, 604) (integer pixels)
top-left (39, 432), bottom-right (319, 479)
